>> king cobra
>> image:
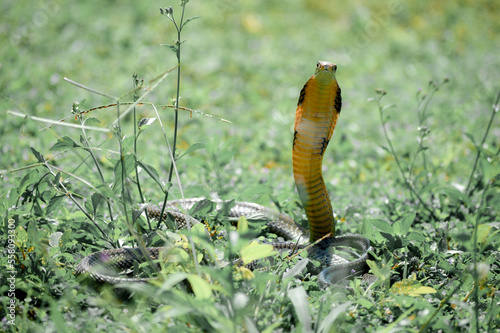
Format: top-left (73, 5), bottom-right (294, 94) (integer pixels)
top-left (76, 62), bottom-right (371, 286)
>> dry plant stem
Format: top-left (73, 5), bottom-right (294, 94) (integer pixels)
top-left (64, 77), bottom-right (118, 100)
top-left (376, 94), bottom-right (439, 220)
top-left (464, 90), bottom-right (500, 195)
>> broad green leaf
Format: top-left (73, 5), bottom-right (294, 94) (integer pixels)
top-left (283, 258), bottom-right (309, 279)
top-left (177, 142), bottom-right (206, 159)
top-left (91, 192), bottom-right (103, 216)
top-left (189, 198), bottom-right (214, 216)
top-left (288, 287), bottom-right (312, 333)
top-left (137, 161), bottom-right (164, 191)
top-left (240, 241), bottom-right (275, 265)
top-left (59, 229), bottom-right (72, 248)
top-left (390, 276), bottom-right (436, 296)
top-left (46, 195), bottom-right (65, 216)
top-left (317, 302), bottom-right (352, 333)
top-left (96, 184), bottom-right (115, 199)
top-left (407, 231), bottom-right (426, 242)
top-left (49, 136), bottom-right (80, 151)
top-left (411, 286), bottom-right (437, 295)
top-left (49, 232), bottom-right (62, 248)
top-left (121, 135), bottom-right (135, 154)
top-left (186, 274), bottom-right (212, 300)
top-left (237, 215), bottom-right (249, 233)
top-left (191, 222), bottom-right (207, 236)
top-left (436, 186), bottom-right (472, 206)
top-left (15, 226), bottom-right (28, 247)
top-left (366, 259), bottom-right (391, 283)
top-left (476, 224), bottom-right (490, 244)
top-left (361, 217), bottom-right (374, 235)
top-left (394, 213), bottom-right (415, 235)
top-left (113, 154), bottom-right (136, 189)
top-left (369, 218), bottom-right (393, 234)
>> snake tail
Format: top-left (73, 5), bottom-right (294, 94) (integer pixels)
top-left (292, 61), bottom-right (342, 242)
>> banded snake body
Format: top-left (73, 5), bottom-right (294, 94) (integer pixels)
top-left (76, 62), bottom-right (372, 286)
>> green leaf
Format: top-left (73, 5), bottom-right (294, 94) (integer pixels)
top-left (96, 184), bottom-right (115, 199)
top-left (237, 215), bottom-right (249, 233)
top-left (162, 44), bottom-right (178, 53)
top-left (464, 132), bottom-right (477, 146)
top-left (366, 259), bottom-right (391, 283)
top-left (288, 287), bottom-right (312, 333)
top-left (31, 147), bottom-right (46, 163)
top-left (137, 161), bottom-right (164, 192)
top-left (369, 218), bottom-right (393, 234)
top-left (177, 142), bottom-right (205, 159)
top-left (91, 192), bottom-right (103, 216)
top-left (138, 117), bottom-right (156, 130)
top-left (49, 136), bottom-right (80, 151)
top-left (113, 154), bottom-right (136, 189)
top-left (379, 145), bottom-right (390, 153)
top-left (407, 231), bottom-right (426, 242)
top-left (240, 241), bottom-right (275, 265)
top-left (436, 186), bottom-right (472, 206)
top-left (282, 258), bottom-right (309, 279)
top-left (84, 117), bottom-right (101, 125)
top-left (186, 274), bottom-right (212, 300)
top-left (181, 16), bottom-right (201, 29)
top-left (46, 195), bottom-right (65, 215)
top-left (121, 136), bottom-right (135, 154)
top-left (393, 213), bottom-right (415, 235)
top-left (15, 226), bottom-right (29, 247)
top-left (317, 302), bottom-right (352, 333)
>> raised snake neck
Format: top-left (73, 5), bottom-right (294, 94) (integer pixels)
top-left (76, 62), bottom-right (371, 286)
top-left (293, 61), bottom-right (341, 242)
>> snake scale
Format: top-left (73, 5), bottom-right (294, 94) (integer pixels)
top-left (76, 62), bottom-right (372, 286)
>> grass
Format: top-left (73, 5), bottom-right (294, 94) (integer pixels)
top-left (1, 0), bottom-right (499, 331)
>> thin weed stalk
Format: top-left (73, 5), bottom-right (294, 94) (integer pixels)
top-left (131, 74), bottom-right (152, 230)
top-left (158, 2), bottom-right (200, 220)
top-left (73, 102), bottom-right (115, 222)
top-left (464, 90), bottom-right (500, 195)
top-left (374, 89), bottom-right (438, 220)
top-left (408, 79), bottom-right (448, 186)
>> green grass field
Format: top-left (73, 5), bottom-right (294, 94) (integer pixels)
top-left (1, 0), bottom-right (499, 331)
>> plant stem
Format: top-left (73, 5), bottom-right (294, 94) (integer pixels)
top-left (132, 74), bottom-right (151, 230)
top-left (464, 90), bottom-right (500, 195)
top-left (376, 92), bottom-right (439, 220)
top-left (160, 3), bottom-right (186, 221)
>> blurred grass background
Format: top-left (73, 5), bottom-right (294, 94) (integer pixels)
top-left (1, 0), bottom-right (498, 207)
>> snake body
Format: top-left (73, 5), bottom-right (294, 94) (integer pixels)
top-left (293, 61), bottom-right (341, 241)
top-left (76, 62), bottom-right (371, 286)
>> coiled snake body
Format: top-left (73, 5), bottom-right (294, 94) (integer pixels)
top-left (76, 62), bottom-right (371, 286)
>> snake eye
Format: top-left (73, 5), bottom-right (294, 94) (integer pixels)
top-left (316, 62), bottom-right (321, 68)
top-left (333, 65), bottom-right (337, 71)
